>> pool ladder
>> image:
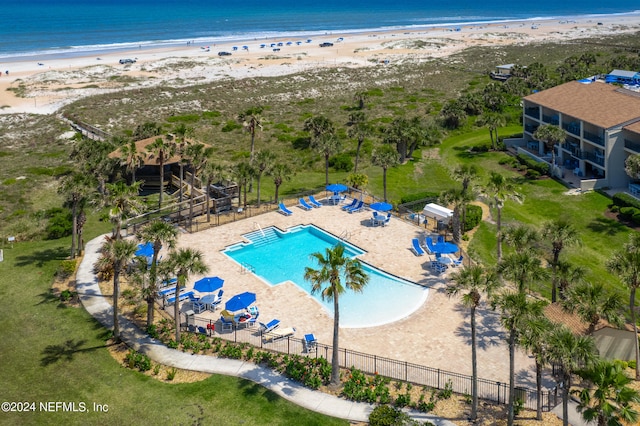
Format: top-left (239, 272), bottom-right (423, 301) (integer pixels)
top-left (240, 262), bottom-right (255, 274)
top-left (253, 221), bottom-right (265, 237)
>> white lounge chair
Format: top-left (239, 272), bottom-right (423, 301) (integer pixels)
top-left (263, 326), bottom-right (296, 342)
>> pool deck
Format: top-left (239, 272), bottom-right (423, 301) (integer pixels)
top-left (173, 198), bottom-right (538, 388)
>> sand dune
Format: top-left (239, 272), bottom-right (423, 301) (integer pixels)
top-left (0, 15), bottom-right (638, 115)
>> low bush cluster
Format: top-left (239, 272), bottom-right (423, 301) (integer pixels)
top-left (463, 204), bottom-right (482, 232)
top-left (342, 368), bottom-right (391, 403)
top-left (282, 354), bottom-right (331, 389)
top-left (125, 349), bottom-right (152, 372)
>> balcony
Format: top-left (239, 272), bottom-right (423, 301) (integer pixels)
top-left (542, 114), bottom-right (559, 125)
top-left (584, 131), bottom-right (604, 147)
top-left (583, 151), bottom-right (605, 167)
top-left (561, 142), bottom-right (580, 156)
top-left (525, 107), bottom-right (540, 119)
top-left (524, 124), bottom-right (539, 134)
top-left (625, 139), bottom-right (640, 153)
top-left (562, 122), bottom-right (580, 136)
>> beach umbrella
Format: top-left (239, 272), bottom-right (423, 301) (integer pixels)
top-left (370, 202), bottom-right (393, 212)
top-left (326, 183), bottom-right (347, 193)
top-left (431, 241), bottom-right (459, 254)
top-left (135, 242), bottom-right (154, 257)
top-left (225, 292), bottom-right (256, 312)
top-left (193, 276), bottom-right (224, 293)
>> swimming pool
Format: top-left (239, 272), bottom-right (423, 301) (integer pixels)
top-left (222, 225), bottom-right (428, 328)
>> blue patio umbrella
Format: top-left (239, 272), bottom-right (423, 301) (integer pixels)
top-left (193, 276), bottom-right (224, 293)
top-left (135, 242), bottom-right (154, 257)
top-left (431, 241), bottom-right (459, 254)
top-left (225, 291), bottom-right (256, 312)
top-left (370, 202), bottom-right (393, 212)
top-left (326, 183), bottom-right (347, 193)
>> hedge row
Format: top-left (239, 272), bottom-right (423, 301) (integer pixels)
top-left (464, 204), bottom-right (483, 232)
top-left (612, 192), bottom-right (640, 210)
top-left (516, 154), bottom-right (550, 175)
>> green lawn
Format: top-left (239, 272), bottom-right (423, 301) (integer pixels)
top-left (0, 236), bottom-right (346, 426)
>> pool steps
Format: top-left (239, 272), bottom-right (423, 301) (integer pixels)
top-left (244, 227), bottom-right (280, 247)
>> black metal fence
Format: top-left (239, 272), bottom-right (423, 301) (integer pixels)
top-left (183, 313), bottom-right (558, 412)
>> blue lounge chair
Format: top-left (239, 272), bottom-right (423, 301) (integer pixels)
top-left (411, 238), bottom-right (425, 256)
top-left (278, 202), bottom-right (293, 216)
top-left (157, 286), bottom-right (177, 298)
top-left (424, 237), bottom-right (435, 254)
top-left (166, 290), bottom-right (194, 305)
top-left (453, 255), bottom-right (463, 266)
top-left (347, 200), bottom-right (364, 213)
top-left (298, 198), bottom-right (313, 210)
top-left (308, 195), bottom-right (322, 208)
top-left (259, 319), bottom-right (281, 334)
top-left (303, 333), bottom-right (317, 352)
top-left (341, 198), bottom-right (358, 211)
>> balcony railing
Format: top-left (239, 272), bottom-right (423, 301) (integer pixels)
top-left (524, 124), bottom-right (539, 134)
top-left (584, 131), bottom-right (604, 146)
top-left (625, 139), bottom-right (640, 153)
top-left (561, 142), bottom-right (580, 156)
top-left (562, 122), bottom-right (580, 136)
top-left (583, 151), bottom-right (605, 166)
top-left (542, 114), bottom-right (559, 125)
top-left (524, 107), bottom-right (540, 119)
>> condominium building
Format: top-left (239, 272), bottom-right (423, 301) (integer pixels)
top-left (519, 78), bottom-right (640, 191)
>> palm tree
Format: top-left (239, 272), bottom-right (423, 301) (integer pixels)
top-left (103, 181), bottom-right (145, 240)
top-left (498, 251), bottom-right (546, 294)
top-left (607, 232), bottom-right (640, 380)
top-left (200, 161), bottom-right (225, 222)
top-left (439, 99), bottom-right (467, 130)
top-left (546, 326), bottom-right (597, 426)
top-left (439, 188), bottom-right (472, 243)
top-left (501, 223), bottom-right (539, 253)
top-left (353, 90), bottom-right (368, 109)
top-left (555, 260), bottom-right (587, 301)
top-left (452, 164), bottom-right (478, 230)
top-left (562, 281), bottom-right (624, 334)
top-left (346, 111), bottom-right (370, 173)
top-left (447, 265), bottom-right (499, 421)
top-left (542, 218), bottom-right (581, 302)
top-left (58, 172), bottom-right (94, 259)
top-left (345, 173), bottom-right (368, 191)
top-left (185, 142), bottom-right (213, 227)
top-left (173, 124), bottom-right (193, 205)
top-left (312, 134), bottom-right (341, 187)
top-left (491, 292), bottom-right (546, 426)
top-left (253, 150), bottom-right (276, 208)
top-left (119, 139), bottom-right (145, 184)
top-left (231, 161), bottom-right (254, 208)
top-left (482, 172), bottom-right (523, 262)
top-left (165, 248), bottom-right (208, 342)
top-left (147, 136), bottom-right (176, 209)
top-left (268, 162), bottom-right (293, 203)
top-left (71, 138), bottom-right (117, 195)
top-left (533, 124), bottom-right (566, 175)
top-left (101, 238), bottom-right (138, 341)
top-left (477, 112), bottom-right (506, 150)
top-left (371, 144), bottom-right (400, 202)
top-left (137, 220), bottom-right (178, 327)
top-left (304, 244), bottom-right (369, 386)
top-left (239, 106), bottom-right (264, 192)
top-left (519, 316), bottom-right (554, 421)
top-left (574, 359), bottom-right (640, 426)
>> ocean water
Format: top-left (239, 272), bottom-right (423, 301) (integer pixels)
top-left (1, 0), bottom-right (638, 59)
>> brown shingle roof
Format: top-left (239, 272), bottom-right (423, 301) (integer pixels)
top-left (625, 120), bottom-right (640, 135)
top-left (524, 81), bottom-right (640, 129)
top-left (544, 302), bottom-right (635, 335)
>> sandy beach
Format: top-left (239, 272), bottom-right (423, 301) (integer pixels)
top-left (1, 14), bottom-right (639, 115)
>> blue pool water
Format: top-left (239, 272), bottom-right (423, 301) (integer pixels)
top-left (223, 225), bottom-right (428, 328)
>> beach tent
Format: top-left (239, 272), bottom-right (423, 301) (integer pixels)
top-left (422, 203), bottom-right (453, 224)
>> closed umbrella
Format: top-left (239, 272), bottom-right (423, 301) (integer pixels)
top-left (370, 202), bottom-right (393, 212)
top-left (193, 276), bottom-right (224, 293)
top-left (225, 292), bottom-right (256, 312)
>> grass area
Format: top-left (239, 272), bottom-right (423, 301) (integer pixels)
top-left (0, 235), bottom-right (347, 425)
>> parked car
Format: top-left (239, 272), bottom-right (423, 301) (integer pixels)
top-left (218, 51), bottom-right (232, 56)
top-left (119, 58), bottom-right (136, 64)
top-left (319, 42), bottom-right (334, 47)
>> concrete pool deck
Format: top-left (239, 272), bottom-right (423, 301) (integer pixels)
top-left (171, 198), bottom-right (539, 388)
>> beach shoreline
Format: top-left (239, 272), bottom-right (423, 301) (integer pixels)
top-left (1, 13), bottom-right (638, 115)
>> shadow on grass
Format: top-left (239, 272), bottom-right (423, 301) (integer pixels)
top-left (41, 338), bottom-right (114, 366)
top-left (587, 216), bottom-right (628, 236)
top-left (452, 145), bottom-right (489, 160)
top-left (15, 245), bottom-right (68, 268)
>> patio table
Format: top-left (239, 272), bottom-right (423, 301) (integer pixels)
top-left (199, 294), bottom-right (217, 311)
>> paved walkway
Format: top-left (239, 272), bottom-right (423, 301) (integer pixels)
top-left (76, 234), bottom-right (456, 425)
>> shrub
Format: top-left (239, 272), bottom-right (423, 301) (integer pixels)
top-left (516, 153), bottom-right (549, 175)
top-left (613, 192), bottom-right (640, 209)
top-left (59, 289), bottom-right (77, 302)
top-left (56, 259), bottom-right (77, 280)
top-left (45, 210), bottom-right (73, 239)
top-left (125, 349), bottom-right (152, 372)
top-left (221, 120), bottom-right (242, 132)
top-left (147, 324), bottom-right (159, 339)
top-left (619, 206), bottom-right (639, 220)
top-left (525, 169), bottom-right (541, 179)
top-left (166, 367), bottom-right (177, 380)
top-left (369, 405), bottom-right (419, 426)
top-left (437, 380), bottom-right (453, 400)
top-left (394, 393), bottom-right (411, 408)
top-left (399, 192), bottom-right (439, 205)
top-left (342, 368), bottom-right (390, 404)
top-left (329, 153), bottom-right (353, 172)
top-left (463, 204), bottom-right (482, 232)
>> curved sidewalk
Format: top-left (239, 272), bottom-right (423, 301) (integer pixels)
top-left (76, 234), bottom-right (455, 426)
